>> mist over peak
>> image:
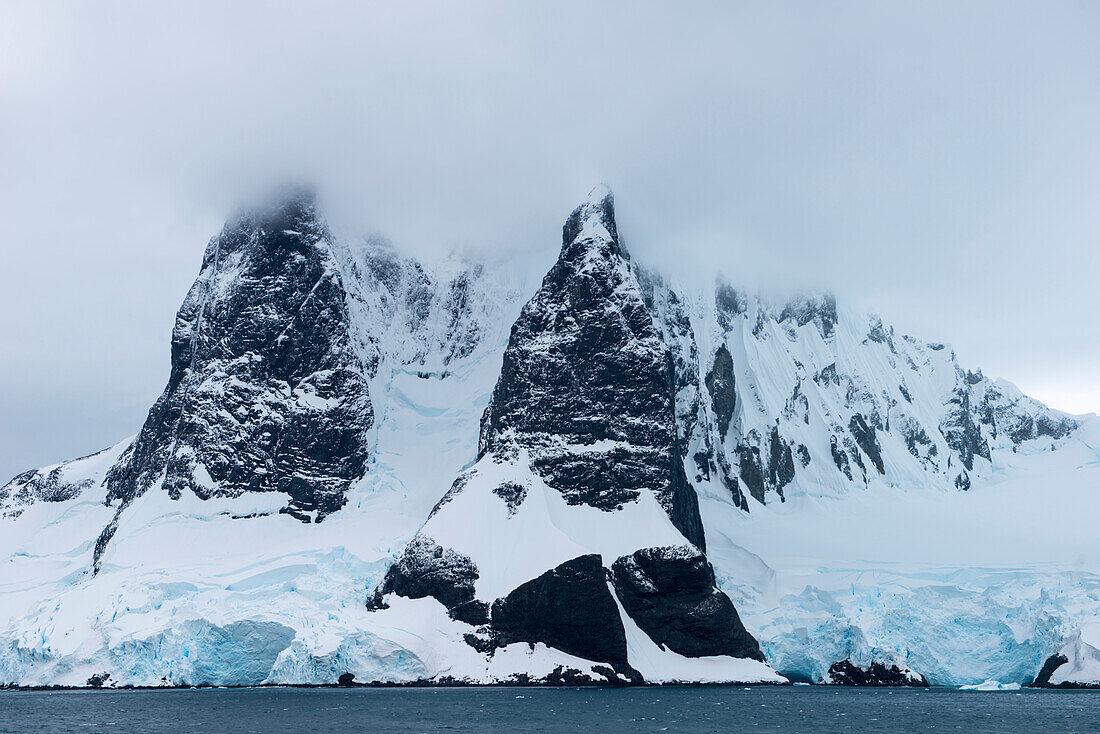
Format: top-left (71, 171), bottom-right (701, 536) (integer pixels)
top-left (1, 1), bottom-right (1097, 483)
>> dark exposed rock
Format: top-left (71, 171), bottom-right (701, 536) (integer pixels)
top-left (1030, 653), bottom-right (1082, 688)
top-left (428, 473), bottom-right (471, 519)
top-left (370, 536), bottom-right (487, 624)
top-left (796, 444), bottom-right (811, 467)
top-left (102, 191), bottom-right (373, 536)
top-left (714, 451), bottom-right (749, 511)
top-left (490, 554), bottom-right (638, 680)
top-left (491, 482), bottom-right (528, 517)
top-left (831, 436), bottom-right (853, 480)
top-left (977, 383), bottom-right (1077, 447)
top-left (848, 413), bottom-right (885, 475)
top-left (1030, 640), bottom-right (1100, 689)
top-left (610, 546), bottom-right (763, 661)
top-left (867, 316), bottom-right (894, 349)
top-left (814, 362), bottom-right (840, 387)
top-left (768, 426), bottom-right (796, 491)
top-left (780, 294), bottom-right (837, 339)
top-left (899, 417), bottom-right (932, 455)
top-left (783, 381), bottom-right (810, 425)
top-left (824, 659), bottom-right (929, 687)
top-left (641, 273), bottom-right (747, 512)
top-left (0, 464), bottom-right (95, 519)
top-left (715, 281), bottom-right (746, 331)
top-left (738, 444), bottom-right (767, 504)
top-left (1034, 414), bottom-right (1076, 440)
top-left (477, 188), bottom-right (706, 552)
top-left (505, 664), bottom-right (626, 686)
top-left (846, 437), bottom-right (866, 475)
top-left (731, 428), bottom-right (796, 505)
top-left (940, 384), bottom-right (990, 471)
top-left (462, 630), bottom-right (500, 654)
top-left (751, 310), bottom-right (769, 338)
top-left (337, 672), bottom-right (356, 686)
top-left (1008, 414), bottom-right (1040, 443)
top-left (86, 672), bottom-right (111, 689)
top-left (692, 452), bottom-right (711, 482)
top-left (92, 513), bottom-right (121, 574)
top-left (449, 599), bottom-right (492, 626)
top-left (705, 346), bottom-right (737, 440)
top-left (439, 268), bottom-right (487, 365)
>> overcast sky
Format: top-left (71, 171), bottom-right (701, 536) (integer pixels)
top-left (1, 1), bottom-right (1097, 481)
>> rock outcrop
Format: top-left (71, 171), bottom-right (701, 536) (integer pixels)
top-left (1030, 627), bottom-right (1100, 689)
top-left (823, 658), bottom-right (929, 687)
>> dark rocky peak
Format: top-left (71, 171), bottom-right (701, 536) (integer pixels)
top-left (478, 186), bottom-right (706, 550)
top-left (219, 185), bottom-right (321, 243)
top-left (715, 280), bottom-right (747, 330)
top-left (866, 314), bottom-right (897, 352)
top-left (95, 190), bottom-right (373, 570)
top-left (367, 187), bottom-right (769, 679)
top-left (780, 293), bottom-right (838, 339)
top-left (560, 184), bottom-right (621, 261)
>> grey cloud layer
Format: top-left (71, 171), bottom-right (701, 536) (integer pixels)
top-left (0, 1), bottom-right (1097, 480)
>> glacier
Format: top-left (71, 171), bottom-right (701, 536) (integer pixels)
top-left (1, 186), bottom-right (1097, 687)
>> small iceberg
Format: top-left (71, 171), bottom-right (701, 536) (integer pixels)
top-left (959, 680), bottom-right (1021, 691)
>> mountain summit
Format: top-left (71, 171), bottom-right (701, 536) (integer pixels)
top-left (370, 188), bottom-right (763, 682)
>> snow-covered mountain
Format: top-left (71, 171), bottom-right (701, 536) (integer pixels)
top-left (1, 187), bottom-right (1096, 687)
top-left (368, 188), bottom-right (771, 684)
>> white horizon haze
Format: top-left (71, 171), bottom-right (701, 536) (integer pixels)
top-left (1, 1), bottom-right (1097, 482)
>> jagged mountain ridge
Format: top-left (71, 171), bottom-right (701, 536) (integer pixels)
top-left (3, 190), bottom-right (1074, 525)
top-left (642, 276), bottom-right (1077, 511)
top-left (0, 186), bottom-right (1091, 687)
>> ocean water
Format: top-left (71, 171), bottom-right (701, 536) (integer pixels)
top-left (2, 686), bottom-right (1096, 733)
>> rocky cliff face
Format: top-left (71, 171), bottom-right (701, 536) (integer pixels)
top-left (91, 192), bottom-right (374, 569)
top-left (371, 188), bottom-right (763, 682)
top-left (105, 192), bottom-right (373, 521)
top-left (477, 187), bottom-right (705, 550)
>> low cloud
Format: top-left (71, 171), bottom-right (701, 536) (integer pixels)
top-left (1, 1), bottom-right (1097, 478)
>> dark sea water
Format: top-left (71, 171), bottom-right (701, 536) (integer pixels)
top-left (2, 686), bottom-right (1096, 734)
